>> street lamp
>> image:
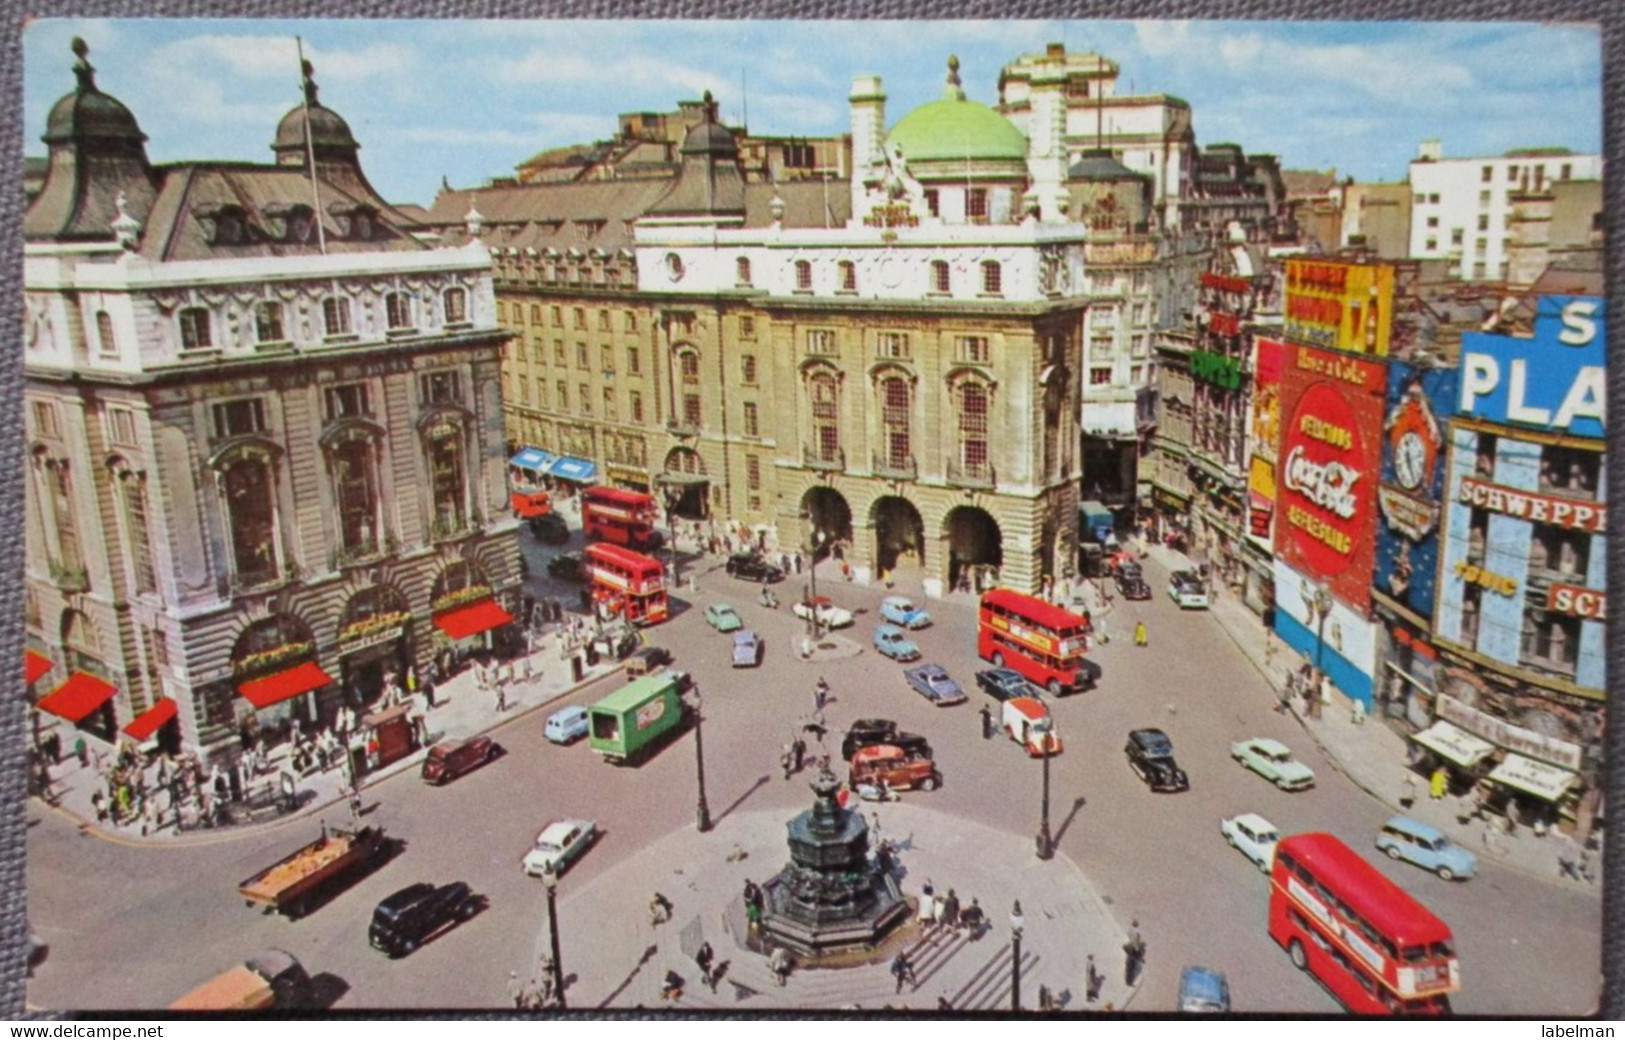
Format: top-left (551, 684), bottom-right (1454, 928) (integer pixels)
top-left (1308, 584), bottom-right (1333, 719)
top-left (1009, 900), bottom-right (1025, 1012)
top-left (1035, 740), bottom-right (1054, 860)
top-left (688, 685), bottom-right (712, 832)
top-left (541, 864), bottom-right (567, 1009)
top-left (658, 480), bottom-right (682, 588)
top-left (799, 511), bottom-right (827, 644)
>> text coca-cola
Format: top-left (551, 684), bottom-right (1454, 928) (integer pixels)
top-left (1283, 445), bottom-right (1361, 520)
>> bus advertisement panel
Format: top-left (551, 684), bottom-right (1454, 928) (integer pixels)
top-left (584, 542), bottom-right (669, 626)
top-left (581, 486), bottom-right (663, 551)
top-left (977, 589), bottom-right (1090, 696)
top-left (1269, 832), bottom-right (1458, 1014)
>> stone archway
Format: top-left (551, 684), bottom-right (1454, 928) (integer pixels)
top-left (943, 506), bottom-right (1003, 593)
top-left (800, 486), bottom-right (853, 558)
top-left (870, 496), bottom-right (925, 578)
top-left (661, 447), bottom-right (709, 520)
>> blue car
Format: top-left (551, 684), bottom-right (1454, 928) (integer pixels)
top-left (873, 624), bottom-right (922, 662)
top-left (1178, 966), bottom-right (1231, 1013)
top-left (1375, 815), bottom-right (1477, 880)
top-left (879, 595), bottom-right (932, 629)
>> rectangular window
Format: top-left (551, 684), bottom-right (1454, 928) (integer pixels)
top-left (966, 188), bottom-right (988, 220)
top-left (179, 308), bottom-right (214, 351)
top-left (1428, 193), bottom-right (1440, 204)
top-left (324, 384), bottom-right (371, 421)
top-left (576, 342), bottom-right (589, 368)
top-left (1507, 165), bottom-right (1519, 181)
top-left (684, 394), bottom-right (702, 428)
top-left (322, 298), bottom-right (352, 337)
top-left (1090, 367), bottom-right (1113, 386)
top-left (746, 455), bottom-right (761, 490)
top-left (600, 345), bottom-right (614, 374)
top-left (1479, 190), bottom-right (1491, 207)
top-left (1561, 163), bottom-right (1572, 181)
top-left (536, 378), bottom-right (547, 408)
top-left (572, 308), bottom-right (586, 330)
top-left (1477, 215), bottom-right (1489, 232)
top-left (106, 407), bottom-right (138, 446)
top-left (212, 398), bottom-right (266, 438)
top-left (956, 335), bottom-right (990, 363)
top-left (630, 391), bottom-right (644, 423)
top-left (419, 370), bottom-right (462, 405)
top-left (495, 301), bottom-right (506, 323)
top-left (530, 304), bottom-right (543, 325)
top-left (126, 482), bottom-right (156, 594)
top-left (94, 311), bottom-right (119, 357)
top-left (624, 311), bottom-right (638, 332)
top-left (740, 316), bottom-right (756, 339)
top-left (554, 340), bottom-right (566, 365)
top-left (743, 402), bottom-right (760, 437)
top-left (579, 384), bottom-right (591, 415)
top-left (1425, 238), bottom-right (1438, 252)
top-left (876, 332), bottom-right (910, 359)
top-left (598, 310), bottom-right (611, 332)
top-left (1451, 229), bottom-right (1464, 246)
top-left (550, 305), bottom-right (562, 327)
top-left (742, 355), bottom-right (758, 384)
top-left (627, 346), bottom-right (641, 375)
top-left (806, 329), bottom-right (837, 355)
top-left (1481, 165), bottom-right (1493, 182)
top-left (602, 387), bottom-right (616, 421)
top-left (556, 381), bottom-right (567, 409)
top-left (1426, 216), bottom-right (1439, 229)
top-left (30, 401), bottom-right (59, 439)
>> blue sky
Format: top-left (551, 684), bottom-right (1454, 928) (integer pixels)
top-left (22, 18), bottom-right (1602, 207)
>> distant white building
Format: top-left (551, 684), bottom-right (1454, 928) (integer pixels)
top-left (1407, 140), bottom-right (1602, 281)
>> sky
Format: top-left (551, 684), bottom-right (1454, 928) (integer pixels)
top-left (21, 18), bottom-right (1603, 208)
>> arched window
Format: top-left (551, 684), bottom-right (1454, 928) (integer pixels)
top-left (736, 257), bottom-right (753, 286)
top-left (95, 311), bottom-right (118, 358)
top-left (385, 291), bottom-right (414, 331)
top-left (330, 435), bottom-right (381, 558)
top-left (839, 261), bottom-right (857, 292)
top-left (179, 307), bottom-right (214, 351)
top-left (958, 382), bottom-right (990, 477)
top-left (981, 260), bottom-right (1003, 295)
top-left (443, 287), bottom-right (468, 324)
top-left (931, 260), bottom-right (951, 294)
top-left (322, 296), bottom-right (353, 337)
top-left (220, 453), bottom-right (280, 585)
top-left (678, 350), bottom-right (703, 429)
top-left (48, 461), bottom-right (84, 580)
top-left (795, 260), bottom-right (813, 292)
top-left (810, 373), bottom-right (841, 464)
top-left (254, 301), bottom-right (286, 344)
top-left (423, 419), bottom-right (469, 538)
top-left (880, 376), bottom-right (912, 469)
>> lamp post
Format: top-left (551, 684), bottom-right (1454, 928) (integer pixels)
top-left (1009, 900), bottom-right (1025, 1011)
top-left (1311, 585), bottom-right (1333, 719)
top-left (689, 685), bottom-right (712, 832)
top-left (1035, 740), bottom-right (1054, 860)
top-left (659, 481), bottom-right (682, 588)
top-left (542, 864), bottom-right (567, 1009)
top-left (799, 511), bottom-right (826, 644)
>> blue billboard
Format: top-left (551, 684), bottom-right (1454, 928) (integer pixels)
top-left (1457, 296), bottom-right (1605, 438)
top-left (1374, 361), bottom-right (1456, 621)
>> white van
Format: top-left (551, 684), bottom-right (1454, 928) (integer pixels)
top-left (545, 705), bottom-right (589, 745)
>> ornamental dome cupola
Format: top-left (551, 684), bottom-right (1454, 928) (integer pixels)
top-left (886, 55), bottom-right (1028, 168)
top-left (42, 37), bottom-right (148, 152)
top-left (272, 59), bottom-right (361, 168)
top-left (646, 90), bottom-right (745, 223)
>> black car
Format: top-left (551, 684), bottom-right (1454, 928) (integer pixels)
top-left (725, 553), bottom-right (785, 584)
top-left (1115, 559), bottom-right (1144, 581)
top-left (368, 882), bottom-right (480, 957)
top-left (547, 553), bottom-right (586, 582)
top-left (528, 514), bottom-right (570, 545)
top-left (1117, 575), bottom-right (1153, 600)
top-left (1125, 728), bottom-right (1190, 792)
top-left (840, 718), bottom-right (932, 763)
top-left (975, 667), bottom-right (1042, 703)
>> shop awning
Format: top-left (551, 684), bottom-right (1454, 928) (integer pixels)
top-left (122, 698), bottom-right (178, 742)
top-left (25, 649), bottom-right (53, 685)
top-left (38, 672), bottom-right (117, 722)
top-left (1488, 754), bottom-right (1579, 803)
top-left (1410, 720), bottom-right (1495, 770)
top-left (510, 447), bottom-right (557, 471)
top-left (548, 455), bottom-right (597, 483)
top-left (239, 661), bottom-right (332, 710)
top-left (433, 599), bottom-right (514, 640)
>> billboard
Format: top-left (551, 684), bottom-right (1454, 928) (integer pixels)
top-left (1283, 259), bottom-right (1395, 356)
top-left (1457, 296), bottom-right (1605, 439)
top-left (1373, 362), bottom-right (1456, 621)
top-left (1246, 338), bottom-right (1286, 546)
top-left (1274, 342), bottom-right (1387, 611)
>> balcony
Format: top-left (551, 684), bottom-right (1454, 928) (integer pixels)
top-left (871, 453), bottom-right (918, 481)
top-left (945, 458), bottom-right (997, 489)
top-left (802, 445), bottom-right (845, 471)
top-left (47, 560), bottom-right (89, 592)
top-left (331, 534), bottom-right (395, 571)
top-left (428, 515), bottom-right (479, 543)
top-left (665, 417), bottom-right (700, 438)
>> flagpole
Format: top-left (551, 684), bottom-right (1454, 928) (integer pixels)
top-left (296, 36), bottom-right (329, 256)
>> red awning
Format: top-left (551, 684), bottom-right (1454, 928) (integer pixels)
top-left (433, 599), bottom-right (514, 640)
top-left (122, 697), bottom-right (178, 741)
top-left (25, 650), bottom-right (53, 685)
top-left (38, 672), bottom-right (117, 722)
top-left (238, 661), bottom-right (332, 710)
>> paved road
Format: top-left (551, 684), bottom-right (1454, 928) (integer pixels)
top-left (26, 525), bottom-right (1601, 1013)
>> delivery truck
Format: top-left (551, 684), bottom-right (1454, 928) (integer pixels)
top-left (1004, 696), bottom-right (1063, 757)
top-left (238, 824), bottom-right (393, 919)
top-left (169, 949), bottom-right (314, 1011)
top-left (588, 672), bottom-right (687, 765)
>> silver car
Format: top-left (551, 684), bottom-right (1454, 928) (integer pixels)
top-left (731, 629), bottom-right (762, 668)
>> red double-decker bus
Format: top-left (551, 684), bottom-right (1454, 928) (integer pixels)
top-left (507, 448), bottom-right (554, 519)
top-left (584, 543), bottom-right (669, 626)
top-left (976, 589), bottom-right (1090, 696)
top-left (1269, 832), bottom-right (1459, 1014)
top-left (581, 486), bottom-right (663, 551)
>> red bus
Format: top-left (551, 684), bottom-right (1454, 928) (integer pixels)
top-left (507, 448), bottom-right (554, 519)
top-left (581, 485), bottom-right (663, 551)
top-left (1269, 832), bottom-right (1459, 1014)
top-left (584, 543), bottom-right (669, 626)
top-left (976, 589), bottom-right (1090, 696)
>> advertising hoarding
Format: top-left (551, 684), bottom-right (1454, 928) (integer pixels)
top-left (1456, 296), bottom-right (1605, 439)
top-left (1373, 362), bottom-right (1456, 622)
top-left (1283, 259), bottom-right (1395, 356)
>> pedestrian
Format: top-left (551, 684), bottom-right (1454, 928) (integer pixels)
top-left (781, 746), bottom-right (794, 781)
top-left (979, 703), bottom-right (993, 740)
top-left (743, 879), bottom-right (761, 909)
top-left (44, 731), bottom-right (61, 766)
top-left (695, 941), bottom-right (715, 992)
top-left (959, 897), bottom-right (984, 937)
top-left (1086, 953), bottom-right (1102, 1002)
top-left (794, 552), bottom-right (803, 574)
top-left (1134, 619), bottom-right (1149, 647)
top-left (769, 945), bottom-right (793, 987)
top-left (940, 889), bottom-right (961, 931)
top-left (75, 735), bottom-right (89, 769)
top-left (1123, 919), bottom-right (1146, 986)
top-left (495, 677), bottom-right (508, 714)
top-left (791, 737), bottom-right (806, 773)
top-left (91, 789), bottom-right (108, 823)
top-left (814, 678), bottom-right (829, 713)
top-left (508, 970), bottom-right (526, 1009)
top-left (1430, 766), bottom-right (1448, 800)
top-left (918, 879), bottom-right (936, 925)
top-left (649, 890), bottom-right (673, 925)
top-left (745, 897), bottom-right (762, 935)
top-left (890, 951), bottom-right (912, 994)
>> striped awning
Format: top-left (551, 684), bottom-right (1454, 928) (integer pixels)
top-left (1488, 754), bottom-right (1579, 803)
top-left (1410, 720), bottom-right (1495, 770)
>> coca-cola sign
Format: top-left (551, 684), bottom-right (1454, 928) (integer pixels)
top-left (1275, 344), bottom-right (1386, 611)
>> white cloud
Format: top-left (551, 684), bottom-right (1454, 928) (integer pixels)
top-left (752, 92), bottom-right (842, 130)
top-left (1133, 21), bottom-right (1192, 58)
top-left (390, 125), bottom-right (546, 148)
top-left (1216, 32), bottom-right (1263, 68)
top-left (493, 50), bottom-right (729, 99)
top-left (152, 34), bottom-right (415, 83)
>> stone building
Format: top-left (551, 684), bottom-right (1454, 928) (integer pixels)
top-left (23, 43), bottom-right (516, 762)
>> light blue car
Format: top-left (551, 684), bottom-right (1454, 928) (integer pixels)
top-left (1375, 815), bottom-right (1477, 880)
top-left (704, 603), bottom-right (743, 633)
top-left (879, 595), bottom-right (932, 629)
top-left (873, 624), bottom-right (921, 662)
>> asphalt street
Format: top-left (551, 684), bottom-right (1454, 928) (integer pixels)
top-left (25, 524), bottom-right (1602, 1013)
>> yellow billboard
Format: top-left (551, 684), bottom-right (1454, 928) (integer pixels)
top-left (1283, 259), bottom-right (1394, 356)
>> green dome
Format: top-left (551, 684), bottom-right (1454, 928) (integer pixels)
top-left (888, 97), bottom-right (1027, 163)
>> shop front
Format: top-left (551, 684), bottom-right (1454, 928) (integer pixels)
top-left (1407, 718), bottom-right (1495, 793)
top-left (37, 669), bottom-right (118, 745)
top-left (430, 560), bottom-right (516, 673)
top-left (334, 587), bottom-right (414, 716)
top-left (231, 614), bottom-right (329, 748)
top-left (121, 697), bottom-right (181, 756)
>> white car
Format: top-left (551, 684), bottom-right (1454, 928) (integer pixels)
top-left (522, 818), bottom-right (597, 877)
top-left (791, 595), bottom-right (854, 630)
top-left (1220, 813), bottom-right (1280, 873)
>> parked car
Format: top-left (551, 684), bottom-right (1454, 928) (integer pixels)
top-left (1168, 570), bottom-right (1209, 609)
top-left (731, 629), bottom-right (763, 668)
top-left (522, 819), bottom-right (597, 877)
top-left (704, 603), bottom-right (744, 633)
top-left (841, 719), bottom-right (932, 762)
top-left (1375, 815), bottom-right (1477, 880)
top-left (547, 553), bottom-right (586, 582)
top-left (1230, 738), bottom-right (1315, 791)
top-left (850, 744), bottom-right (941, 792)
top-left (792, 595), bottom-right (854, 629)
top-left (902, 664), bottom-right (966, 706)
top-left (879, 595), bottom-right (932, 629)
top-left (625, 646), bottom-right (674, 676)
top-left (368, 882), bottom-right (479, 958)
top-left (976, 667), bottom-right (1042, 703)
top-left (544, 705), bottom-right (590, 745)
top-left (725, 553), bottom-right (784, 584)
top-left (1220, 812), bottom-right (1281, 873)
top-left (420, 736), bottom-right (498, 785)
top-left (873, 624), bottom-right (922, 662)
top-left (1125, 728), bottom-right (1189, 792)
top-left (527, 514), bottom-right (570, 544)
top-left (1117, 575), bottom-right (1153, 600)
top-left (1178, 965), bottom-right (1231, 1013)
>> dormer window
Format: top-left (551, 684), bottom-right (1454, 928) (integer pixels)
top-left (323, 296), bottom-right (353, 338)
top-left (385, 292), bottom-right (414, 332)
top-left (178, 307), bottom-right (214, 352)
top-left (202, 205), bottom-right (252, 246)
top-left (443, 287), bottom-right (469, 325)
top-left (284, 205), bottom-right (316, 245)
top-left (254, 301), bottom-right (286, 344)
top-left (795, 260), bottom-right (813, 292)
top-left (931, 260), bottom-right (951, 294)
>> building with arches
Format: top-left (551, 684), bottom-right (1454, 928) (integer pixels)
top-left (23, 43), bottom-right (517, 763)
